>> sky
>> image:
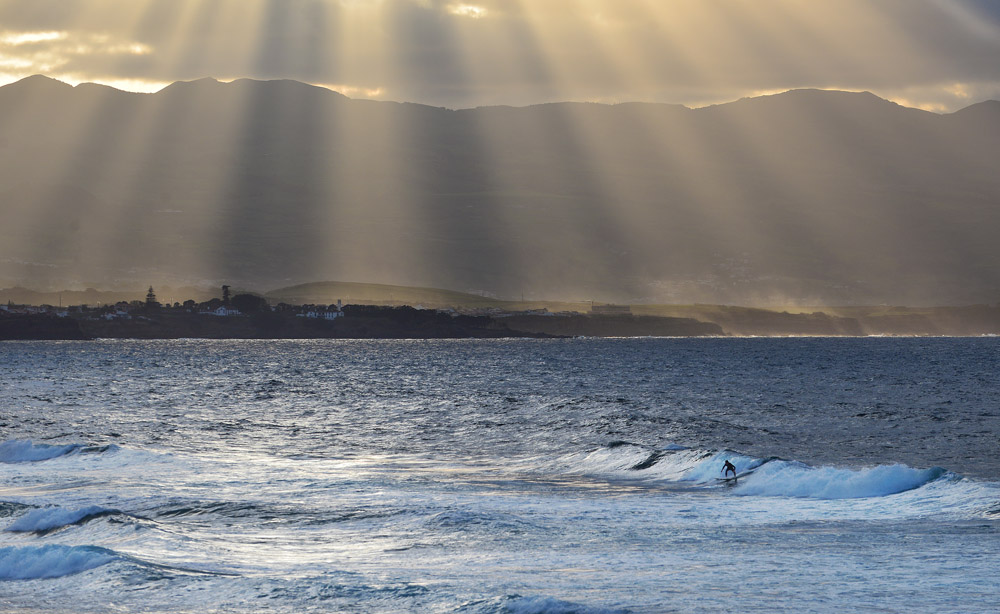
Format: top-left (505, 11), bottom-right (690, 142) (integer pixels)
top-left (1, 0), bottom-right (1000, 111)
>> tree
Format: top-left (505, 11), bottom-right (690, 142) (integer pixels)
top-left (231, 293), bottom-right (269, 313)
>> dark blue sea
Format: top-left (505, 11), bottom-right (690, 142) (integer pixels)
top-left (1, 338), bottom-right (998, 613)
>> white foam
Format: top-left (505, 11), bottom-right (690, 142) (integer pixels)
top-left (679, 450), bottom-right (762, 483)
top-left (5, 505), bottom-right (117, 533)
top-left (0, 440), bottom-right (82, 463)
top-left (0, 545), bottom-right (117, 579)
top-left (550, 446), bottom-right (953, 502)
top-left (733, 462), bottom-right (947, 499)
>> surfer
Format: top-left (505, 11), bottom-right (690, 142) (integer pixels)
top-left (722, 460), bottom-right (736, 478)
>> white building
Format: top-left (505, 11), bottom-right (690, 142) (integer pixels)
top-left (298, 310), bottom-right (342, 320)
top-left (205, 306), bottom-right (242, 316)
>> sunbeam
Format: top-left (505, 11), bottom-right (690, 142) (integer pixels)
top-left (0, 0), bottom-right (999, 305)
top-left (3, 5), bottom-right (1000, 614)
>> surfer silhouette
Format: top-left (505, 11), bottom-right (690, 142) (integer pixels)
top-left (722, 460), bottom-right (737, 478)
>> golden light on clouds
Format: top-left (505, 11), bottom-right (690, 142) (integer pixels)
top-left (0, 30), bottom-right (67, 46)
top-left (0, 1), bottom-right (998, 110)
top-left (448, 4), bottom-right (489, 19)
top-left (0, 27), bottom-right (154, 88)
top-left (0, 0), bottom-right (998, 304)
top-left (63, 76), bottom-right (170, 93)
top-left (946, 83), bottom-right (970, 99)
top-left (314, 82), bottom-right (385, 98)
top-left (886, 82), bottom-right (973, 113)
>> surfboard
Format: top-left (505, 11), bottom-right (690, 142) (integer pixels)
top-left (716, 470), bottom-right (755, 484)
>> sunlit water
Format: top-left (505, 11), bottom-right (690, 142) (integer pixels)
top-left (1, 338), bottom-right (998, 613)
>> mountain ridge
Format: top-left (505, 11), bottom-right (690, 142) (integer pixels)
top-left (1, 75), bottom-right (998, 305)
top-left (6, 74), bottom-right (997, 115)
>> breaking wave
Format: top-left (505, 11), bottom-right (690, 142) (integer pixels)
top-left (557, 442), bottom-right (952, 499)
top-left (5, 505), bottom-right (121, 533)
top-left (0, 544), bottom-right (118, 580)
top-left (0, 439), bottom-right (116, 463)
top-left (732, 462), bottom-right (948, 499)
top-left (0, 543), bottom-right (237, 582)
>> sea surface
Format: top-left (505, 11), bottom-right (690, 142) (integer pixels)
top-left (0, 338), bottom-right (998, 613)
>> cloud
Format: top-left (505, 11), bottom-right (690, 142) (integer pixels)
top-left (447, 4), bottom-right (488, 19)
top-left (0, 30), bottom-right (67, 45)
top-left (0, 27), bottom-right (154, 86)
top-left (883, 80), bottom-right (1000, 113)
top-left (0, 0), bottom-right (998, 110)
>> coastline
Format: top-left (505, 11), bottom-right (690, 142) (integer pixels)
top-left (0, 308), bottom-right (722, 340)
top-left (4, 307), bottom-right (1000, 339)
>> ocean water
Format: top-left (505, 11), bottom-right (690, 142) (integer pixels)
top-left (0, 338), bottom-right (998, 613)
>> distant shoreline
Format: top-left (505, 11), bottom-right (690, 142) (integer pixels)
top-left (4, 303), bottom-right (1000, 339)
top-left (0, 307), bottom-right (723, 340)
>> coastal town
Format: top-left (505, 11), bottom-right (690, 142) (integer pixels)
top-left (0, 284), bottom-right (727, 339)
top-left (1, 285), bottom-right (343, 321)
top-left (4, 284), bottom-right (1000, 338)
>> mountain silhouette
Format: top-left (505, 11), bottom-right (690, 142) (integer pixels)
top-left (0, 76), bottom-right (997, 304)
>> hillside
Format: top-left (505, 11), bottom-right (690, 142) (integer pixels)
top-left (1, 76), bottom-right (998, 305)
top-left (4, 275), bottom-right (1000, 336)
top-left (264, 281), bottom-right (507, 309)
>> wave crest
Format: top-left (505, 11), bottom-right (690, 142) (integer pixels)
top-left (558, 443), bottom-right (951, 499)
top-left (0, 439), bottom-right (116, 463)
top-left (0, 545), bottom-right (117, 580)
top-left (733, 463), bottom-right (949, 499)
top-left (5, 505), bottom-right (120, 533)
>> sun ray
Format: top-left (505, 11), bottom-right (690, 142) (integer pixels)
top-left (464, 0), bottom-right (646, 300)
top-left (1, 0), bottom-right (999, 301)
top-left (95, 0), bottom-right (271, 289)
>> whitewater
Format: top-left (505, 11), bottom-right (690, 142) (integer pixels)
top-left (0, 338), bottom-right (998, 613)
